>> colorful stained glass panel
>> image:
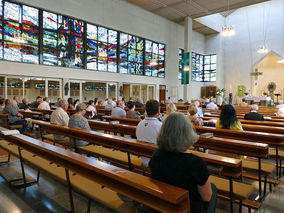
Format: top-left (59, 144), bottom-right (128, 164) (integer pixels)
top-left (22, 44), bottom-right (38, 63)
top-left (4, 42), bottom-right (21, 61)
top-left (108, 45), bottom-right (117, 59)
top-left (87, 24), bottom-right (97, 40)
top-left (109, 30), bottom-right (117, 44)
top-left (43, 11), bottom-right (57, 30)
top-left (58, 16), bottom-right (70, 33)
top-left (0, 42), bottom-right (2, 59)
top-left (23, 6), bottom-right (38, 26)
top-left (58, 33), bottom-right (69, 50)
top-left (120, 33), bottom-right (128, 46)
top-left (43, 47), bottom-right (58, 66)
top-left (4, 2), bottom-right (21, 22)
top-left (145, 40), bottom-right (152, 52)
top-left (43, 30), bottom-right (57, 48)
top-left (71, 19), bottom-right (83, 37)
top-left (23, 25), bottom-right (38, 45)
top-left (4, 21), bottom-right (21, 41)
top-left (98, 27), bottom-right (107, 42)
top-left (120, 61), bottom-right (128, 74)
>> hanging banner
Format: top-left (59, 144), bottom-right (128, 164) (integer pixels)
top-left (238, 85), bottom-right (245, 97)
top-left (181, 52), bottom-right (190, 85)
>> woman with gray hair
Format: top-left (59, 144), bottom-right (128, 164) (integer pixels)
top-left (149, 112), bottom-right (216, 213)
top-left (68, 103), bottom-right (90, 148)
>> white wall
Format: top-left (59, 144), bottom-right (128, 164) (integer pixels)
top-left (0, 0), bottom-right (207, 101)
top-left (223, 0), bottom-right (284, 104)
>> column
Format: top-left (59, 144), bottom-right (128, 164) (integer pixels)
top-left (183, 16), bottom-right (193, 101)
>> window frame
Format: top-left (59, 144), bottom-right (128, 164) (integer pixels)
top-left (192, 52), bottom-right (216, 82)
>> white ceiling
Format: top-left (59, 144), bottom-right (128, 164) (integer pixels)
top-left (124, 0), bottom-right (270, 35)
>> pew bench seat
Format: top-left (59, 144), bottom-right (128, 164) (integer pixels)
top-left (268, 149), bottom-right (284, 160)
top-left (78, 145), bottom-right (144, 169)
top-left (42, 134), bottom-right (71, 147)
top-left (242, 159), bottom-right (275, 176)
top-left (209, 175), bottom-right (255, 200)
top-left (0, 140), bottom-right (136, 213)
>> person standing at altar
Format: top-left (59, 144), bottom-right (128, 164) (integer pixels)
top-left (276, 100), bottom-right (284, 109)
top-left (244, 104), bottom-right (264, 121)
top-left (239, 98), bottom-right (248, 107)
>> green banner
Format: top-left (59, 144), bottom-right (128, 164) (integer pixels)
top-left (181, 52), bottom-right (190, 85)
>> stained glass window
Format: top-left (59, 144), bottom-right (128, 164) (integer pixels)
top-left (87, 24), bottom-right (117, 72)
top-left (145, 40), bottom-right (165, 77)
top-left (119, 33), bottom-right (144, 75)
top-left (178, 49), bottom-right (184, 80)
top-left (3, 2), bottom-right (39, 63)
top-left (192, 52), bottom-right (216, 82)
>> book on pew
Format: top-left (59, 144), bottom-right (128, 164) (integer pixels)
top-left (109, 121), bottom-right (120, 124)
top-left (208, 119), bottom-right (217, 124)
top-left (1, 130), bottom-right (20, 135)
top-left (264, 117), bottom-right (272, 120)
top-left (200, 132), bottom-right (214, 139)
top-left (204, 112), bottom-right (212, 115)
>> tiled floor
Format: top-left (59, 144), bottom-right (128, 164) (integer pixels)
top-left (0, 156), bottom-right (284, 213)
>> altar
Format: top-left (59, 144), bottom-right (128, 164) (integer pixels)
top-left (244, 96), bottom-right (271, 106)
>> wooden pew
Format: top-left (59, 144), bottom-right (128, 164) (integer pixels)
top-left (19, 110), bottom-right (43, 120)
top-left (31, 120), bottom-right (260, 212)
top-left (103, 116), bottom-right (140, 126)
top-left (0, 114), bottom-right (23, 130)
top-left (0, 129), bottom-right (190, 213)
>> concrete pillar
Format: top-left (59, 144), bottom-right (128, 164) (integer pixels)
top-left (183, 16), bottom-right (193, 102)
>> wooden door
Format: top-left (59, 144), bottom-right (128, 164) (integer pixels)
top-left (159, 89), bottom-right (166, 103)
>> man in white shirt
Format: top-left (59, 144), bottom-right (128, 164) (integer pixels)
top-left (86, 100), bottom-right (97, 118)
top-left (103, 98), bottom-right (109, 107)
top-left (111, 100), bottom-right (126, 118)
top-left (38, 97), bottom-right (51, 110)
top-left (277, 107), bottom-right (284, 117)
top-left (50, 99), bottom-right (69, 141)
top-left (12, 96), bottom-right (19, 109)
top-left (136, 100), bottom-right (162, 167)
top-left (166, 97), bottom-right (172, 104)
top-left (276, 100), bottom-right (284, 109)
top-left (206, 97), bottom-right (218, 110)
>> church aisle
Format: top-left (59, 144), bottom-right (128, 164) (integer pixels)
top-left (0, 156), bottom-right (283, 213)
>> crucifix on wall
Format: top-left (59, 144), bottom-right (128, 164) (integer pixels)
top-left (250, 68), bottom-right (263, 80)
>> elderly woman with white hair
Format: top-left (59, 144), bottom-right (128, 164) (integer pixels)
top-left (149, 112), bottom-right (217, 213)
top-left (162, 102), bottom-right (177, 121)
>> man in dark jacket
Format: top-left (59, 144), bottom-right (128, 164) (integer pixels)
top-left (244, 104), bottom-right (264, 121)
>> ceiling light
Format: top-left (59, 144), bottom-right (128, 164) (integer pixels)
top-left (221, 24), bottom-right (235, 37)
top-left (257, 45), bottom-right (268, 54)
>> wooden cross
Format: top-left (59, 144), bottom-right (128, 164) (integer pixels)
top-left (250, 68), bottom-right (263, 80)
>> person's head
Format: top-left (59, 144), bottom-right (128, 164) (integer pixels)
top-left (250, 104), bottom-right (258, 112)
top-left (188, 105), bottom-right (198, 116)
top-left (75, 103), bottom-right (87, 116)
top-left (194, 100), bottom-right (200, 108)
top-left (0, 98), bottom-right (5, 106)
top-left (36, 96), bottom-right (42, 103)
top-left (242, 98), bottom-right (246, 102)
top-left (279, 100), bottom-right (284, 105)
top-left (59, 99), bottom-right (68, 110)
top-left (107, 99), bottom-right (112, 105)
top-left (209, 97), bottom-right (214, 103)
top-left (157, 113), bottom-right (198, 152)
top-left (22, 98), bottom-right (28, 104)
top-left (13, 96), bottom-right (19, 102)
top-left (166, 103), bottom-right (177, 115)
top-left (74, 99), bottom-right (80, 106)
top-left (137, 97), bottom-right (143, 103)
top-left (117, 100), bottom-right (123, 107)
top-left (5, 99), bottom-right (12, 106)
top-left (88, 100), bottom-right (95, 106)
top-left (168, 97), bottom-right (171, 99)
top-left (220, 104), bottom-right (237, 129)
top-left (145, 100), bottom-right (160, 117)
top-left (112, 98), bottom-right (116, 101)
top-left (97, 100), bottom-right (102, 105)
top-left (94, 97), bottom-right (98, 104)
top-left (129, 97), bottom-right (133, 102)
top-left (67, 97), bottom-right (73, 105)
top-left (43, 97), bottom-right (49, 103)
top-left (57, 98), bottom-right (60, 102)
top-left (127, 101), bottom-right (135, 110)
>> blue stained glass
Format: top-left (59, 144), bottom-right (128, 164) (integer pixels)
top-left (0, 0), bottom-right (3, 19)
top-left (158, 55), bottom-right (165, 60)
top-left (58, 16), bottom-right (70, 33)
top-left (72, 53), bottom-right (84, 68)
top-left (0, 21), bottom-right (2, 40)
top-left (22, 44), bottom-right (38, 63)
top-left (128, 62), bottom-right (135, 74)
top-left (128, 49), bottom-right (136, 62)
top-left (153, 43), bottom-right (159, 54)
top-left (87, 24), bottom-right (97, 40)
top-left (109, 30), bottom-right (117, 44)
top-left (98, 41), bottom-right (107, 58)
top-left (43, 30), bottom-right (57, 48)
top-left (71, 36), bottom-right (83, 53)
top-left (129, 36), bottom-right (136, 49)
top-left (108, 60), bottom-right (117, 72)
top-left (72, 19), bottom-right (84, 37)
top-left (120, 47), bottom-right (127, 60)
top-left (137, 51), bottom-right (143, 63)
top-left (23, 6), bottom-right (38, 26)
top-left (43, 47), bottom-right (58, 66)
top-left (4, 21), bottom-right (21, 41)
top-left (4, 2), bottom-right (21, 22)
top-left (87, 56), bottom-right (97, 70)
top-left (108, 44), bottom-right (117, 58)
top-left (145, 40), bottom-right (152, 52)
top-left (98, 27), bottom-right (107, 42)
top-left (120, 61), bottom-right (128, 74)
top-left (23, 25), bottom-right (38, 45)
top-left (87, 40), bottom-right (98, 56)
top-left (98, 60), bottom-right (107, 71)
top-left (4, 42), bottom-right (21, 61)
top-left (145, 52), bottom-right (151, 62)
top-left (137, 63), bottom-right (143, 75)
top-left (120, 33), bottom-right (128, 46)
top-left (43, 11), bottom-right (57, 30)
top-left (145, 65), bottom-right (152, 76)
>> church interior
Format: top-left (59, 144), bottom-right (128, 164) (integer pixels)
top-left (1, 0), bottom-right (284, 212)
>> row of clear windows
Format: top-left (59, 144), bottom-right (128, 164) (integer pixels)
top-left (0, 0), bottom-right (165, 78)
